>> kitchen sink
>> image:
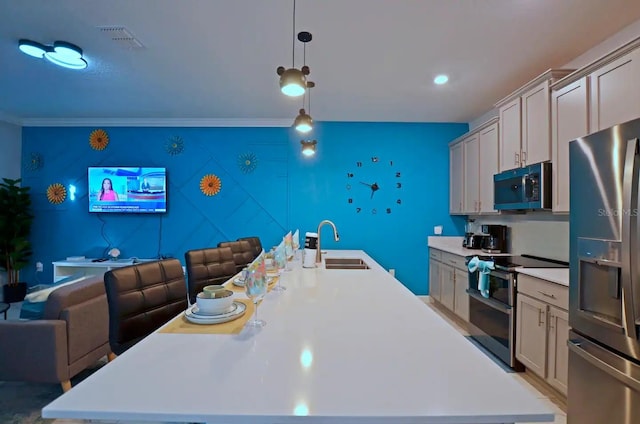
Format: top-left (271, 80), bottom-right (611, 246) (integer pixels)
top-left (324, 258), bottom-right (370, 270)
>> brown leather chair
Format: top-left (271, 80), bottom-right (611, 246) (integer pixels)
top-left (237, 236), bottom-right (263, 260)
top-left (103, 259), bottom-right (187, 355)
top-left (218, 240), bottom-right (254, 273)
top-left (0, 275), bottom-right (113, 392)
top-left (184, 246), bottom-right (236, 303)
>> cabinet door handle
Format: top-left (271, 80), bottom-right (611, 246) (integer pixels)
top-left (538, 290), bottom-right (556, 299)
top-left (474, 200), bottom-right (478, 211)
top-left (521, 151), bottom-right (527, 165)
top-left (538, 308), bottom-right (544, 326)
top-left (515, 152), bottom-right (520, 166)
top-left (459, 202), bottom-right (462, 212)
top-left (478, 200), bottom-right (481, 211)
top-left (549, 314), bottom-right (555, 330)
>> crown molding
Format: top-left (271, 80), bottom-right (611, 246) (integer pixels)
top-left (494, 68), bottom-right (575, 108)
top-left (19, 117), bottom-right (293, 127)
top-left (0, 111), bottom-right (22, 126)
top-left (449, 116), bottom-right (499, 146)
top-left (552, 35), bottom-right (640, 90)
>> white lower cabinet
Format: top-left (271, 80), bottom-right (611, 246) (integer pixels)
top-left (515, 274), bottom-right (569, 396)
top-left (428, 248), bottom-right (468, 322)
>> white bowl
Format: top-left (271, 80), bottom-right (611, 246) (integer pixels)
top-left (196, 290), bottom-right (234, 315)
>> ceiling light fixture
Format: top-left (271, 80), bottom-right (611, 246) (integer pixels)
top-left (301, 140), bottom-right (317, 157)
top-left (434, 74), bottom-right (449, 85)
top-left (276, 1), bottom-right (311, 97)
top-left (18, 39), bottom-right (87, 70)
top-left (294, 81), bottom-right (314, 133)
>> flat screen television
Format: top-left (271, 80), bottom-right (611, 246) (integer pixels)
top-left (88, 167), bottom-right (167, 213)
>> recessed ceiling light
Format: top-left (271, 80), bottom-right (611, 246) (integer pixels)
top-left (434, 74), bottom-right (449, 85)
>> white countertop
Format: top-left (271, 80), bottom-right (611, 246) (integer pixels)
top-left (515, 267), bottom-right (569, 287)
top-left (427, 236), bottom-right (512, 257)
top-left (43, 250), bottom-right (553, 424)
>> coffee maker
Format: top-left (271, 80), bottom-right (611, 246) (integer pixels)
top-left (481, 224), bottom-right (508, 253)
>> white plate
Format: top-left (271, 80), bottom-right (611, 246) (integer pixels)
top-left (184, 301), bottom-right (247, 325)
top-left (192, 302), bottom-right (238, 317)
top-left (232, 278), bottom-right (245, 287)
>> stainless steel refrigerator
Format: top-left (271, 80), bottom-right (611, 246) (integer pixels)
top-left (569, 116), bottom-right (640, 423)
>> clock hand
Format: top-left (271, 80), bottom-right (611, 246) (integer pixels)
top-left (359, 181), bottom-right (372, 187)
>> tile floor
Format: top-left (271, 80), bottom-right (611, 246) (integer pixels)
top-left (423, 298), bottom-right (567, 424)
top-left (3, 300), bottom-right (567, 424)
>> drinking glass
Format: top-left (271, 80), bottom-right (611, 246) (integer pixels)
top-left (245, 270), bottom-right (267, 327)
top-left (272, 248), bottom-right (287, 291)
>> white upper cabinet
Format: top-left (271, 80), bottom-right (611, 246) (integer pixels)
top-left (522, 80), bottom-right (552, 166)
top-left (478, 122), bottom-right (499, 213)
top-left (449, 141), bottom-right (464, 215)
top-left (551, 77), bottom-right (589, 213)
top-left (590, 47), bottom-right (640, 132)
top-left (463, 133), bottom-right (480, 214)
top-left (499, 99), bottom-right (521, 171)
top-left (496, 69), bottom-right (574, 172)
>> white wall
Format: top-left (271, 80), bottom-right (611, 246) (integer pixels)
top-left (469, 214), bottom-right (569, 262)
top-left (0, 119), bottom-right (22, 180)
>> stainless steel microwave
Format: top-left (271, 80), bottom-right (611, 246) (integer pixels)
top-left (493, 162), bottom-right (552, 210)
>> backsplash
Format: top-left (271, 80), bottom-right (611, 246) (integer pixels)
top-left (469, 213), bottom-right (569, 262)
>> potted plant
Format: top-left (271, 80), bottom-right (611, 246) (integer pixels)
top-left (0, 178), bottom-right (33, 302)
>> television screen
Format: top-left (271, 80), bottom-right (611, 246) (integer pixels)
top-left (88, 167), bottom-right (167, 213)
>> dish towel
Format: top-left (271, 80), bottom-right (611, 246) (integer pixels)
top-left (467, 256), bottom-right (495, 299)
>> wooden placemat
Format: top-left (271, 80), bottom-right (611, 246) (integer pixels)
top-left (158, 298), bottom-right (254, 335)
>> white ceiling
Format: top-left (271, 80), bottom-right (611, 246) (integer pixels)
top-left (1, 0), bottom-right (640, 124)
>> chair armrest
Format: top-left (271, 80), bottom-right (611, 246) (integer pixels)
top-left (0, 320), bottom-right (69, 383)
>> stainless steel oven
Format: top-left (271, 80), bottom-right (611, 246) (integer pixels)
top-left (466, 254), bottom-right (569, 371)
top-left (467, 267), bottom-right (521, 370)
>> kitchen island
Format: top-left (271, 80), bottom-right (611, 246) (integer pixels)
top-left (43, 250), bottom-right (553, 423)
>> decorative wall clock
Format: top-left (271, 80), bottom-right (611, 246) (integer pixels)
top-left (346, 156), bottom-right (402, 214)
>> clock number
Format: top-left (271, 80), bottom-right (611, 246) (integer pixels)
top-left (395, 172), bottom-right (401, 178)
top-left (390, 160), bottom-right (393, 166)
top-left (386, 208), bottom-right (392, 214)
top-left (356, 161), bottom-right (363, 167)
top-left (348, 198), bottom-right (353, 204)
top-left (356, 207), bottom-right (362, 213)
top-left (397, 199), bottom-right (402, 205)
top-left (372, 208), bottom-right (377, 215)
top-left (347, 173), bottom-right (354, 178)
top-left (371, 156), bottom-right (379, 163)
top-left (396, 182), bottom-right (402, 188)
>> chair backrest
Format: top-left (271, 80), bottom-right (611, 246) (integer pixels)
top-left (218, 240), bottom-right (254, 272)
top-left (103, 259), bottom-right (187, 355)
top-left (237, 236), bottom-right (263, 260)
top-left (184, 246), bottom-right (236, 302)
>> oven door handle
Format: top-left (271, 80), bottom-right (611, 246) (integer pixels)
top-left (466, 290), bottom-right (512, 314)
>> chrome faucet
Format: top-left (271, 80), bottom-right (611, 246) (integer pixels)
top-left (316, 219), bottom-right (340, 263)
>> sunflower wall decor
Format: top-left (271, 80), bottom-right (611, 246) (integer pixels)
top-left (165, 136), bottom-right (185, 155)
top-left (25, 152), bottom-right (43, 171)
top-left (200, 174), bottom-right (222, 196)
top-left (89, 129), bottom-right (109, 151)
top-left (47, 183), bottom-right (67, 204)
top-left (237, 152), bottom-right (258, 174)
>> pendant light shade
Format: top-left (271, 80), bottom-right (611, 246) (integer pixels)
top-left (19, 39), bottom-right (87, 69)
top-left (294, 108), bottom-right (313, 133)
top-left (301, 140), bottom-right (317, 157)
top-left (277, 67), bottom-right (309, 97)
top-left (18, 39), bottom-right (48, 58)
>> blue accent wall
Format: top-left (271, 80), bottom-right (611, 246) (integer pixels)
top-left (20, 122), bottom-right (467, 294)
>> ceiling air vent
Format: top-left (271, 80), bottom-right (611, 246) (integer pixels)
top-left (97, 26), bottom-right (144, 49)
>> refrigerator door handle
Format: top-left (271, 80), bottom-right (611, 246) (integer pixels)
top-left (568, 338), bottom-right (640, 392)
top-left (621, 137), bottom-right (639, 338)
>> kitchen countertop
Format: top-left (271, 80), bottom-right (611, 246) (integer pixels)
top-left (43, 249), bottom-right (553, 424)
top-left (427, 236), bottom-right (512, 257)
top-left (428, 237), bottom-right (569, 287)
top-left (516, 267), bottom-right (569, 287)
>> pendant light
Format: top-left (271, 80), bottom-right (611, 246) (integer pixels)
top-left (294, 81), bottom-right (314, 133)
top-left (301, 140), bottom-right (317, 157)
top-left (276, 1), bottom-right (310, 97)
top-left (18, 39), bottom-right (88, 69)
